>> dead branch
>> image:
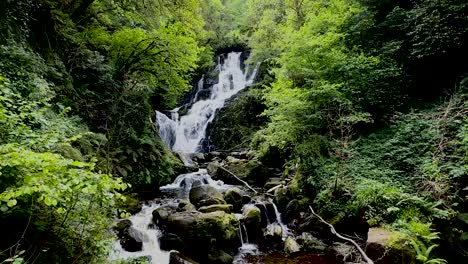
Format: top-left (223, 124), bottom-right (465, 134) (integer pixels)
top-left (309, 206), bottom-right (374, 264)
top-left (217, 166), bottom-right (258, 194)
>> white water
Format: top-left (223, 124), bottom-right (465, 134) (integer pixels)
top-left (110, 203), bottom-right (170, 264)
top-left (156, 52), bottom-right (258, 153)
top-left (271, 200), bottom-right (290, 240)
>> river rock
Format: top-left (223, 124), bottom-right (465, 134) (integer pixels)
top-left (198, 204), bottom-right (233, 213)
top-left (152, 206), bottom-right (173, 225)
top-left (114, 219), bottom-right (132, 238)
top-left (242, 205), bottom-right (263, 243)
top-left (189, 185), bottom-right (225, 208)
top-left (159, 233), bottom-right (185, 251)
top-left (284, 236), bottom-right (301, 254)
top-left (224, 188), bottom-right (243, 212)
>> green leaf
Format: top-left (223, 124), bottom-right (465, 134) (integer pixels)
top-left (7, 199), bottom-right (17, 207)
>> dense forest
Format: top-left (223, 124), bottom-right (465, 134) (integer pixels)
top-left (0, 0), bottom-right (467, 263)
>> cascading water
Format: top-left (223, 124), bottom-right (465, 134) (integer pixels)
top-left (156, 52), bottom-right (258, 153)
top-left (112, 52), bottom-right (261, 264)
top-left (110, 203), bottom-right (170, 263)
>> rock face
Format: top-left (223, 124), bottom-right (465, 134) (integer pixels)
top-left (189, 185), bottom-right (225, 208)
top-left (366, 228), bottom-right (416, 264)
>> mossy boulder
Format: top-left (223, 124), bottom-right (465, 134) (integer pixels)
top-left (224, 188), bottom-right (243, 212)
top-left (164, 211), bottom-right (240, 263)
top-left (365, 228), bottom-right (416, 264)
top-left (189, 185), bottom-right (225, 208)
top-left (242, 205), bottom-right (263, 243)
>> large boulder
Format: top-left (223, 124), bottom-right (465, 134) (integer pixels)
top-left (242, 205), bottom-right (263, 243)
top-left (114, 220), bottom-right (143, 252)
top-left (189, 185), bottom-right (225, 208)
top-left (164, 211), bottom-right (240, 263)
top-left (224, 188), bottom-right (243, 212)
top-left (366, 228), bottom-right (416, 264)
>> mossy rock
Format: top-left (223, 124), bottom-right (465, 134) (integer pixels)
top-left (198, 204), bottom-right (233, 213)
top-left (117, 194), bottom-right (142, 215)
top-left (224, 188), bottom-right (243, 212)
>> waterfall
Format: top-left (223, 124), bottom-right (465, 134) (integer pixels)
top-left (271, 201), bottom-right (290, 240)
top-left (110, 203), bottom-right (170, 263)
top-left (156, 52), bottom-right (258, 153)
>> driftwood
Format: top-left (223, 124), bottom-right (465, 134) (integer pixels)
top-left (309, 206), bottom-right (374, 264)
top-left (217, 165), bottom-right (258, 194)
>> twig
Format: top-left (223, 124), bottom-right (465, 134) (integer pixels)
top-left (309, 206), bottom-right (374, 264)
top-left (217, 166), bottom-right (258, 194)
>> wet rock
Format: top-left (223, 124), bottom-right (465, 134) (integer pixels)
top-left (160, 233), bottom-right (185, 251)
top-left (224, 188), bottom-right (243, 212)
top-left (265, 223), bottom-right (283, 247)
top-left (114, 219), bottom-right (132, 238)
top-left (198, 204), bottom-right (233, 213)
top-left (298, 232), bottom-right (326, 252)
top-left (152, 206), bottom-right (173, 225)
top-left (118, 225), bottom-right (144, 252)
top-left (242, 205), bottom-right (263, 243)
top-left (254, 203), bottom-right (270, 228)
top-left (126, 256), bottom-right (152, 263)
top-left (207, 249), bottom-right (234, 264)
top-left (366, 228), bottom-right (415, 264)
top-left (189, 185), bottom-right (225, 208)
top-left (284, 236), bottom-right (301, 254)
